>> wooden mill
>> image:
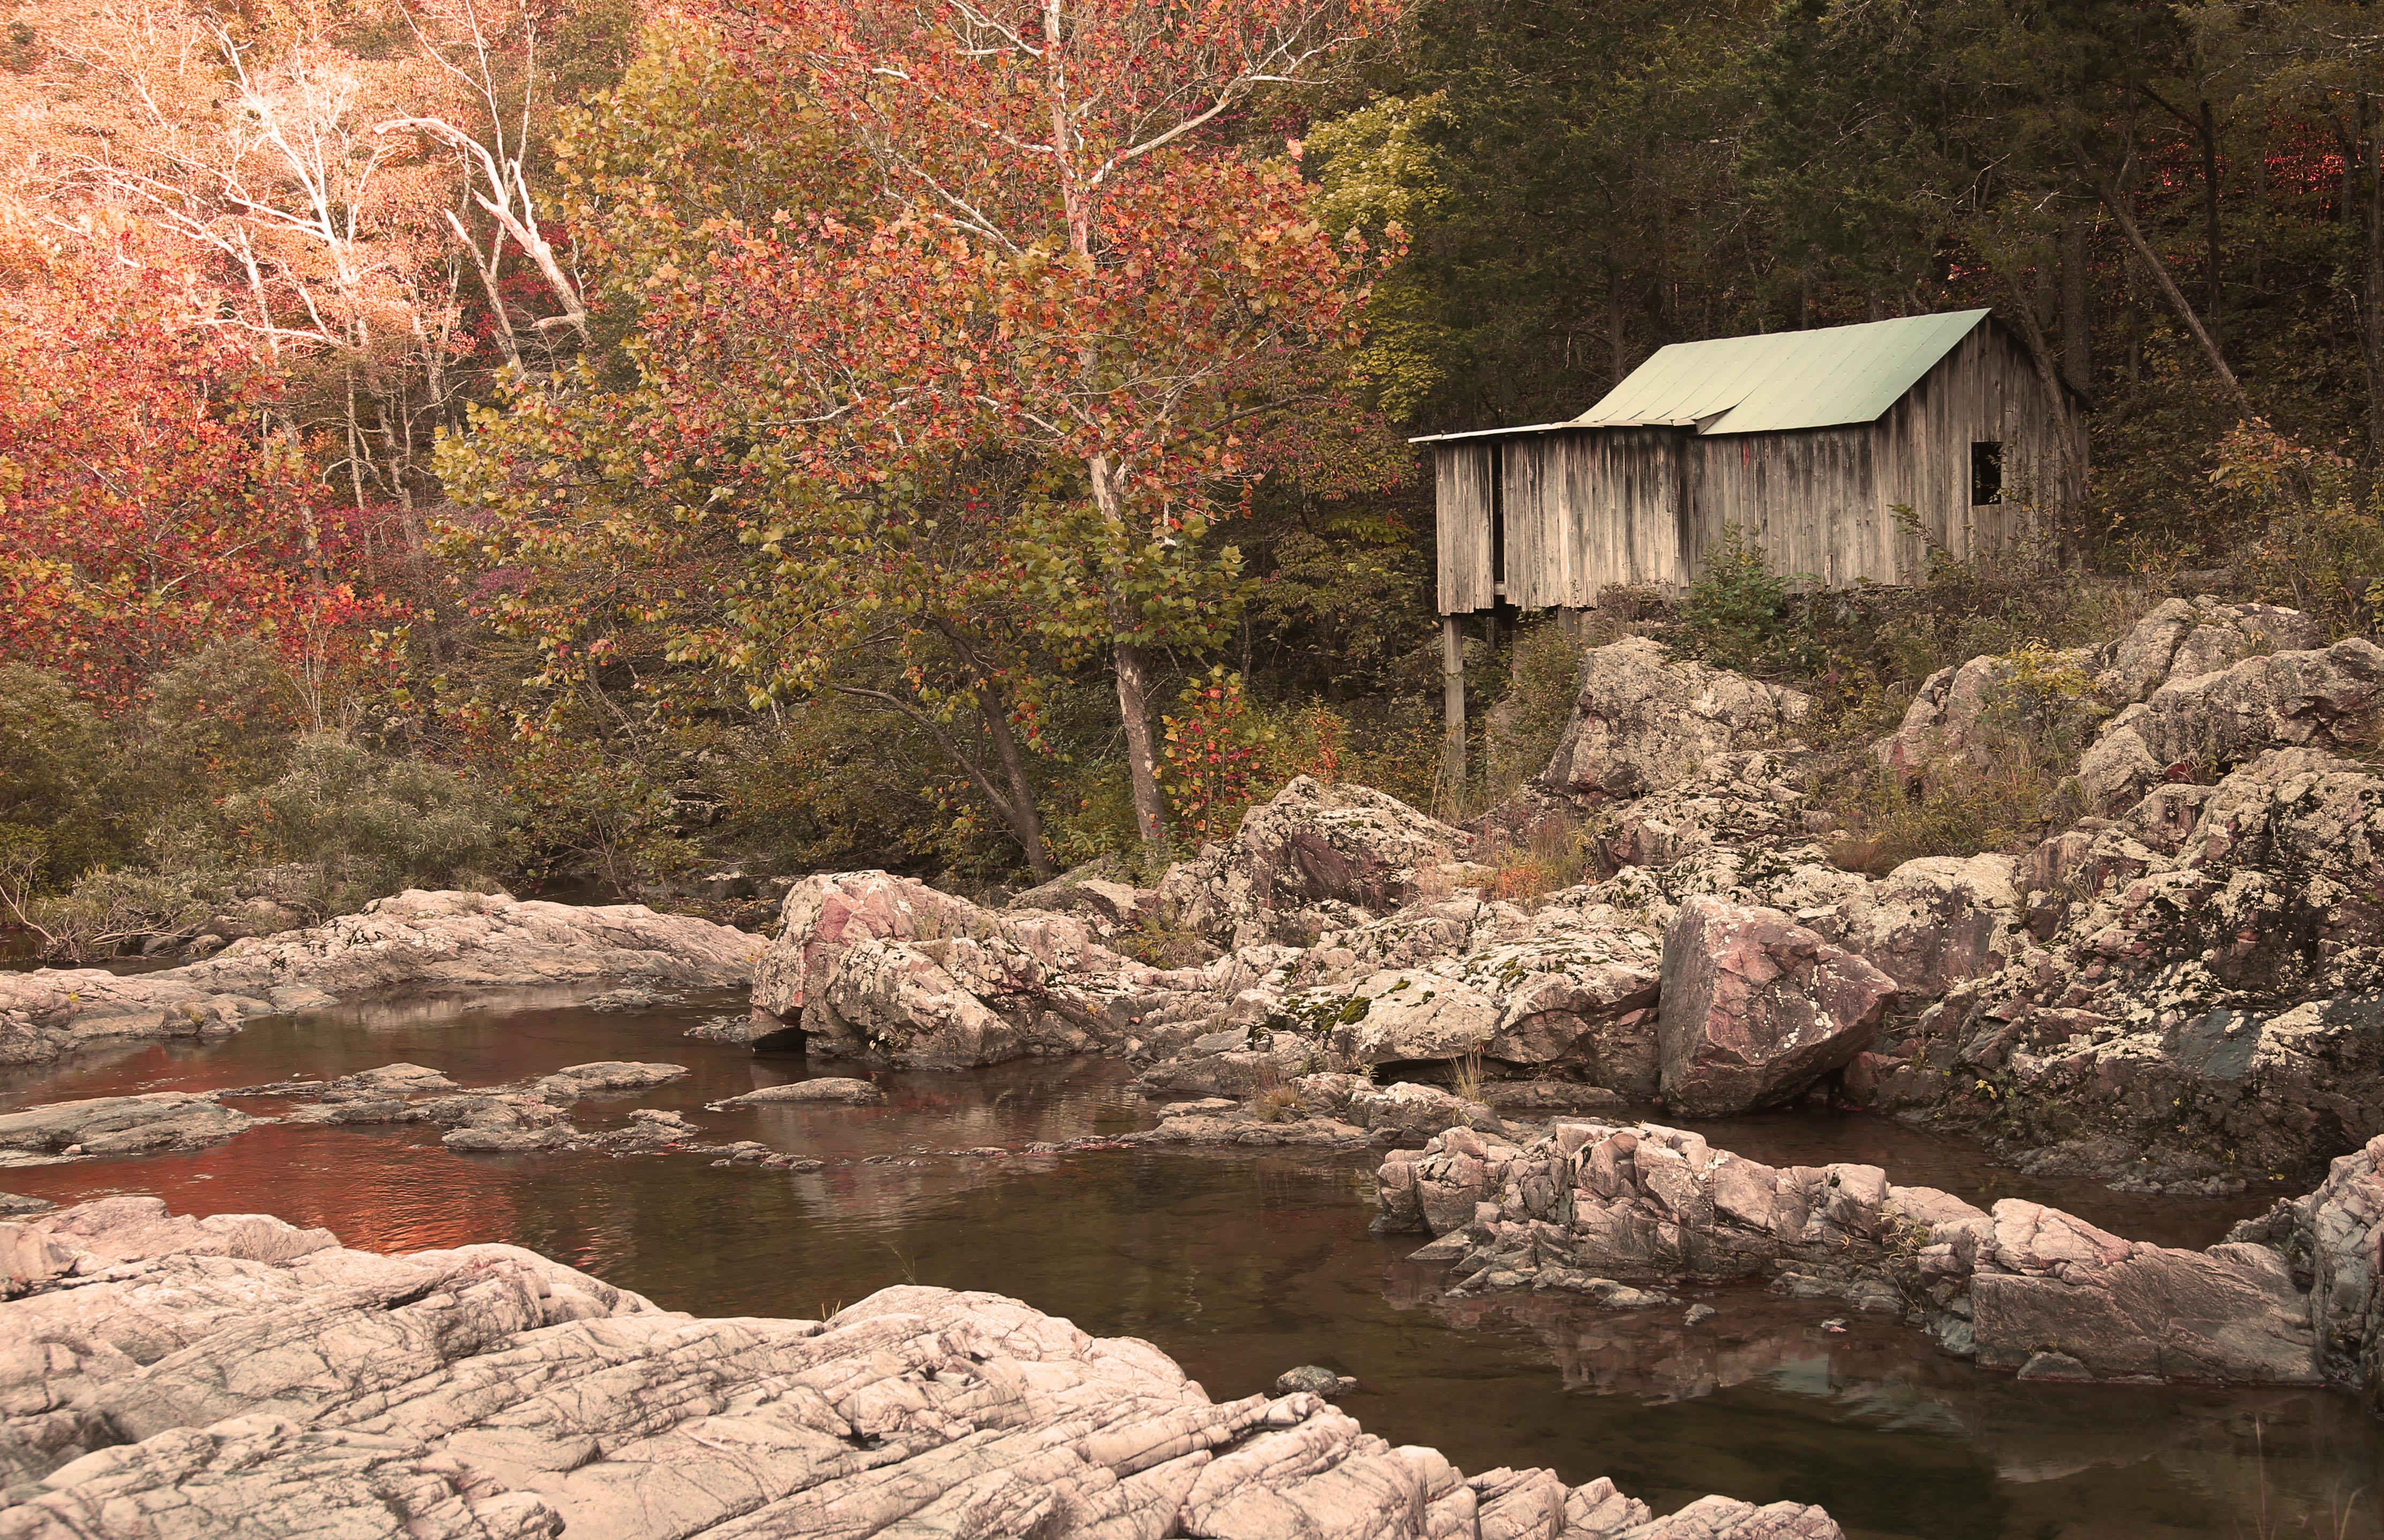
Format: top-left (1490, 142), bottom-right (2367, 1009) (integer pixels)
top-left (1412, 307), bottom-right (2085, 790)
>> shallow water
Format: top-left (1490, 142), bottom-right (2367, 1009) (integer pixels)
top-left (4, 990), bottom-right (2378, 1540)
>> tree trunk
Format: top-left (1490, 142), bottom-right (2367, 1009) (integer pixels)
top-left (2082, 154), bottom-right (2251, 417)
top-left (1111, 631), bottom-right (1167, 848)
top-left (2201, 98), bottom-right (2224, 354)
top-left (1995, 267), bottom-right (2091, 524)
top-left (836, 686), bottom-right (1052, 874)
top-left (1439, 615), bottom-right (1466, 814)
top-left (2061, 212), bottom-right (2093, 397)
top-left (2365, 94), bottom-right (2384, 461)
top-left (1607, 263), bottom-right (1627, 388)
top-left (1086, 453), bottom-right (1169, 851)
top-left (978, 698), bottom-right (1055, 879)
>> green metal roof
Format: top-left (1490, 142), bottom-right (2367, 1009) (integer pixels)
top-left (1570, 308), bottom-right (1991, 435)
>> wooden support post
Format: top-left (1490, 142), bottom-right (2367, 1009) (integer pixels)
top-left (1440, 614), bottom-right (1466, 809)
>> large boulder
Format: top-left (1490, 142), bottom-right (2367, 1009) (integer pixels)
top-left (0, 890), bottom-right (763, 1066)
top-left (1594, 750), bottom-right (1822, 871)
top-left (1455, 916), bottom-right (1664, 1090)
top-left (1005, 861), bottom-right (1158, 940)
top-left (1657, 897), bottom-right (1897, 1115)
top-left (1835, 855), bottom-right (2024, 999)
top-left (1220, 901), bottom-right (1663, 1090)
top-left (1978, 996), bottom-right (2384, 1188)
top-left (1317, 970), bottom-right (1502, 1068)
top-left (1156, 777), bottom-right (1477, 948)
top-left (2093, 595), bottom-right (2328, 705)
top-left (2261, 1133), bottom-right (2384, 1410)
top-left (1876, 749), bottom-right (2384, 1181)
top-left (2078, 637), bottom-right (2384, 812)
top-left (1541, 638), bottom-right (1810, 802)
top-left (1872, 598), bottom-right (2329, 788)
top-left (751, 871), bottom-right (1170, 1067)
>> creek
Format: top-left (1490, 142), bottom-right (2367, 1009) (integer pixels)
top-left (3, 987), bottom-right (2377, 1540)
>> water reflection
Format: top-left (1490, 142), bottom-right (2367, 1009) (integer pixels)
top-left (0, 990), bottom-right (2375, 1539)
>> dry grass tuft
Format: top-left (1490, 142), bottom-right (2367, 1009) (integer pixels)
top-left (1250, 1083), bottom-right (1306, 1123)
top-left (1480, 817), bottom-right (1603, 905)
top-left (1446, 1050), bottom-right (1489, 1105)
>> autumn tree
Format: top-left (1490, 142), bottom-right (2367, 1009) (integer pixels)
top-left (699, 0), bottom-right (1400, 850)
top-left (0, 253), bottom-right (383, 713)
top-left (437, 19), bottom-right (1087, 873)
top-left (6, 0), bottom-right (617, 552)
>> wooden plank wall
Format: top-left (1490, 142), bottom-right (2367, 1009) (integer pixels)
top-left (1501, 441), bottom-right (1547, 605)
top-left (1489, 428), bottom-right (1695, 610)
top-left (1560, 428), bottom-right (1693, 600)
top-left (1433, 319), bottom-right (2080, 613)
top-left (1435, 443), bottom-right (1498, 613)
top-left (1687, 426), bottom-right (1882, 584)
top-left (1873, 324), bottom-right (2079, 572)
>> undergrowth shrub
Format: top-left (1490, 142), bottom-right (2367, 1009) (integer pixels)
top-left (1481, 620), bottom-right (1589, 801)
top-left (501, 738), bottom-right (699, 894)
top-left (1114, 909), bottom-right (1214, 968)
top-left (0, 664), bottom-right (132, 885)
top-left (1250, 1083), bottom-right (1304, 1122)
top-left (1677, 525), bottom-right (1822, 676)
top-left (2213, 421), bottom-right (2384, 636)
top-left (140, 639), bottom-right (311, 794)
top-left (1160, 667), bottom-right (1268, 840)
top-left (226, 735), bottom-right (515, 911)
top-left (4, 865), bottom-right (227, 962)
top-left (1824, 644), bottom-right (2101, 873)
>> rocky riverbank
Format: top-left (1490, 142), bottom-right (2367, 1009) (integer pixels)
top-left (0, 1196), bottom-right (1842, 1539)
top-left (737, 596), bottom-right (2384, 1198)
top-left (1375, 1118), bottom-right (2384, 1408)
top-left (0, 890), bottom-right (762, 1067)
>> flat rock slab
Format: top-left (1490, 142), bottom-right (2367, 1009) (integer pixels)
top-left (0, 1093), bottom-right (256, 1160)
top-left (0, 1195), bottom-right (1843, 1539)
top-left (1378, 1119), bottom-right (2340, 1393)
top-left (533, 1062), bottom-right (690, 1100)
top-left (0, 889), bottom-right (763, 1066)
top-left (707, 1077), bottom-right (886, 1108)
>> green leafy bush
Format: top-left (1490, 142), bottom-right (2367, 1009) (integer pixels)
top-left (1677, 526), bottom-right (1819, 675)
top-left (0, 664), bottom-right (131, 885)
top-left (225, 735), bottom-right (514, 911)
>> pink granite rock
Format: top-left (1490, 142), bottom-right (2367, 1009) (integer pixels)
top-left (1656, 898), bottom-right (1897, 1115)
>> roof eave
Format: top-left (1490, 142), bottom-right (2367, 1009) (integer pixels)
top-left (1406, 421), bottom-right (1582, 445)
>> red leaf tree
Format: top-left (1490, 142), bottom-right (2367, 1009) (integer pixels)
top-left (0, 266), bottom-right (388, 712)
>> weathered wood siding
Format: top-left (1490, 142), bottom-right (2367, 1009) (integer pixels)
top-left (1433, 318), bottom-right (2080, 612)
top-left (1872, 322), bottom-right (2078, 572)
top-left (1687, 426), bottom-right (1883, 584)
top-left (1528, 428), bottom-right (1693, 605)
top-left (1435, 443), bottom-right (1498, 613)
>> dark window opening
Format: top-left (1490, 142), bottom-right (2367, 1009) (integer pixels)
top-left (1489, 444), bottom-right (1506, 588)
top-left (1971, 441), bottom-right (2004, 505)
